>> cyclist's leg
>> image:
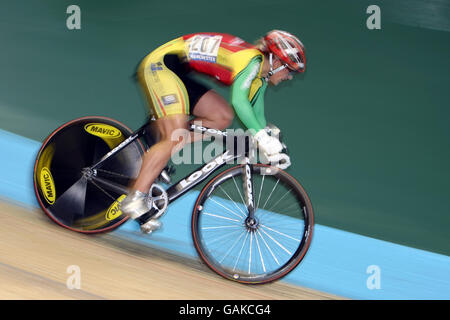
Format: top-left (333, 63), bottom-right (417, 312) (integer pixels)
top-left (132, 114), bottom-right (188, 193)
top-left (191, 89), bottom-right (234, 130)
top-left (122, 53), bottom-right (191, 219)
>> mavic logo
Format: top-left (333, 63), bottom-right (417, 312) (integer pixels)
top-left (84, 123), bottom-right (122, 139)
top-left (40, 167), bottom-right (56, 204)
top-left (105, 195), bottom-right (126, 221)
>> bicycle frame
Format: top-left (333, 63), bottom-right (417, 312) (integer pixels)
top-left (87, 120), bottom-right (257, 222)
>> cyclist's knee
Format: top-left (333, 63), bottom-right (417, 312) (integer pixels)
top-left (219, 107), bottom-right (234, 129)
top-left (155, 115), bottom-right (189, 145)
top-left (210, 107), bottom-right (233, 130)
top-left (193, 90), bottom-right (234, 130)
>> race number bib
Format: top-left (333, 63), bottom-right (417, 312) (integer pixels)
top-left (188, 35), bottom-right (222, 63)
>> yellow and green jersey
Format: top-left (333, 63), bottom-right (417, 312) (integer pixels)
top-left (138, 32), bottom-right (268, 131)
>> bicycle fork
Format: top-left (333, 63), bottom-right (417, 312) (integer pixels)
top-left (243, 157), bottom-right (258, 230)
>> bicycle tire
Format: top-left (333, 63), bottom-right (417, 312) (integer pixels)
top-left (191, 164), bottom-right (314, 284)
top-left (33, 116), bottom-right (145, 233)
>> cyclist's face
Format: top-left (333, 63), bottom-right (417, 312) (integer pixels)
top-left (269, 58), bottom-right (293, 86)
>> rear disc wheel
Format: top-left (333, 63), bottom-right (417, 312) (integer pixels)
top-left (33, 116), bottom-right (145, 233)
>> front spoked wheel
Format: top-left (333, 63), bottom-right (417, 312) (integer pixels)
top-left (192, 164), bottom-right (314, 284)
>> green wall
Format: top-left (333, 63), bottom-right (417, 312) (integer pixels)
top-left (1, 0), bottom-right (449, 254)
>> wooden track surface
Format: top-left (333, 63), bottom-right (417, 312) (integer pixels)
top-left (0, 201), bottom-right (342, 300)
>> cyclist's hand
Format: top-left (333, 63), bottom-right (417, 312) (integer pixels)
top-left (254, 129), bottom-right (283, 156)
top-left (262, 152), bottom-right (291, 170)
top-left (264, 123), bottom-right (281, 138)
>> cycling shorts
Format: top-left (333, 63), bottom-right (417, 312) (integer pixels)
top-left (137, 53), bottom-right (210, 119)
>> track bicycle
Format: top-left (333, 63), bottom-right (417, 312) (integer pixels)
top-left (33, 116), bottom-right (314, 284)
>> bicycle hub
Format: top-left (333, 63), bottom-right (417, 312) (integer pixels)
top-left (245, 217), bottom-right (259, 231)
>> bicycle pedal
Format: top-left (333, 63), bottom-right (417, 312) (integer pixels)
top-left (140, 218), bottom-right (162, 234)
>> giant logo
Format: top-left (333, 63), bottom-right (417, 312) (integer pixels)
top-left (40, 167), bottom-right (56, 204)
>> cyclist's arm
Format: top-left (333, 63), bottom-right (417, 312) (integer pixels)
top-left (231, 58), bottom-right (268, 133)
top-left (251, 78), bottom-right (268, 129)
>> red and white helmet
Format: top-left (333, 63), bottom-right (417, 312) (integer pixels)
top-left (264, 30), bottom-right (306, 73)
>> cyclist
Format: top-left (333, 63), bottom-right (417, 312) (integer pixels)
top-left (121, 30), bottom-right (306, 232)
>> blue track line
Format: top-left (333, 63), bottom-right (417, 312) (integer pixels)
top-left (1, 128), bottom-right (449, 299)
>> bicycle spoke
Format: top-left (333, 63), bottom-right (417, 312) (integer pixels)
top-left (202, 229), bottom-right (243, 247)
top-left (254, 231), bottom-right (266, 273)
top-left (202, 225), bottom-right (243, 230)
top-left (249, 232), bottom-right (253, 274)
top-left (217, 186), bottom-right (247, 218)
top-left (272, 201), bottom-right (302, 214)
top-left (260, 224), bottom-right (301, 242)
top-left (256, 229), bottom-right (280, 266)
top-left (258, 203), bottom-right (304, 226)
top-left (231, 176), bottom-right (246, 208)
top-left (266, 188), bottom-right (293, 212)
top-left (233, 230), bottom-right (250, 271)
top-left (203, 212), bottom-right (242, 224)
top-left (262, 179), bottom-right (280, 210)
top-left (219, 231), bottom-right (247, 264)
top-left (259, 220), bottom-right (303, 232)
top-left (209, 197), bottom-right (244, 220)
top-left (258, 188), bottom-right (294, 222)
top-left (259, 215), bottom-right (302, 229)
top-left (256, 175), bottom-right (265, 211)
top-left (260, 228), bottom-right (292, 255)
